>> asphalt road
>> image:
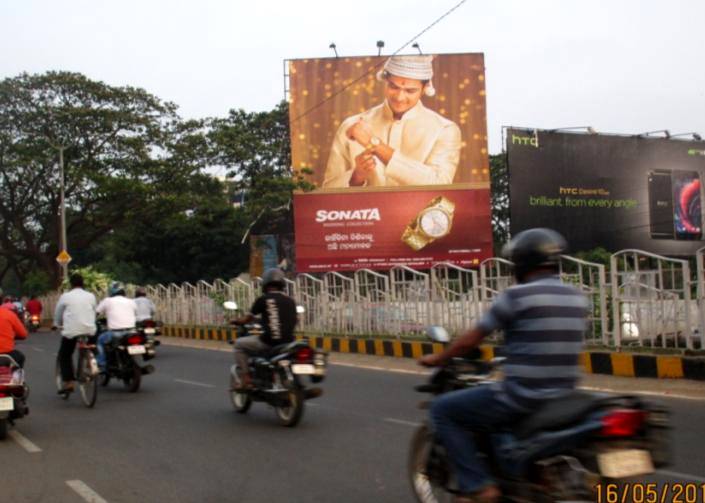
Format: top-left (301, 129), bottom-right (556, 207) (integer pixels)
top-left (4, 330), bottom-right (705, 503)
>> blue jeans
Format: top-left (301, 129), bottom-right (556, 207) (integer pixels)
top-left (97, 329), bottom-right (129, 368)
top-left (430, 385), bottom-right (527, 494)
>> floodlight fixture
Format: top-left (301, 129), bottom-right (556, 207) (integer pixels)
top-left (670, 132), bottom-right (702, 141)
top-left (547, 126), bottom-right (597, 134)
top-left (376, 40), bottom-right (385, 56)
top-left (636, 130), bottom-right (670, 138)
top-left (329, 43), bottom-right (338, 58)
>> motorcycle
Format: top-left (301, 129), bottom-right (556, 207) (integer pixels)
top-left (408, 327), bottom-right (671, 503)
top-left (0, 355), bottom-right (29, 440)
top-left (27, 313), bottom-right (41, 333)
top-left (137, 319), bottom-right (161, 359)
top-left (223, 301), bottom-right (327, 427)
top-left (97, 321), bottom-right (155, 393)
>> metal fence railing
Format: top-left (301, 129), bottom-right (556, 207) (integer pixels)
top-left (38, 249), bottom-right (705, 349)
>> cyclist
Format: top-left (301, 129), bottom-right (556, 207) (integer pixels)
top-left (53, 273), bottom-right (97, 393)
top-left (419, 228), bottom-right (589, 503)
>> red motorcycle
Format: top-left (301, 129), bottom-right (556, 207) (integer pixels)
top-left (0, 355), bottom-right (29, 439)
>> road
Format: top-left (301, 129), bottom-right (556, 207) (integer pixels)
top-left (4, 330), bottom-right (705, 503)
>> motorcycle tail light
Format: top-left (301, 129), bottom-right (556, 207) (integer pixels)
top-left (127, 335), bottom-right (144, 345)
top-left (601, 409), bottom-right (648, 437)
top-left (296, 347), bottom-right (313, 362)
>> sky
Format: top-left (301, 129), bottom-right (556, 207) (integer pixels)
top-left (2, 0), bottom-right (704, 154)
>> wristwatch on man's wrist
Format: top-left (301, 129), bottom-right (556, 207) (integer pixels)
top-left (401, 196), bottom-right (455, 251)
top-left (365, 136), bottom-right (381, 151)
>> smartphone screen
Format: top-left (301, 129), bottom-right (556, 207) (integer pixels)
top-left (648, 170), bottom-right (674, 239)
top-left (672, 170), bottom-right (702, 240)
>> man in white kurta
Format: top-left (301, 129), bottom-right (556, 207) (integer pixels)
top-left (322, 55), bottom-right (462, 188)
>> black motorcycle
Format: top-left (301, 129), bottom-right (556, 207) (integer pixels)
top-left (409, 327), bottom-right (671, 503)
top-left (97, 321), bottom-right (155, 393)
top-left (0, 355), bottom-right (29, 439)
top-left (223, 301), bottom-right (327, 427)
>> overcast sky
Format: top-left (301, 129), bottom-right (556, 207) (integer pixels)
top-left (2, 0), bottom-right (704, 153)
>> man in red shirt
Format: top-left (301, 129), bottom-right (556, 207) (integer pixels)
top-left (25, 296), bottom-right (42, 318)
top-left (0, 304), bottom-right (28, 367)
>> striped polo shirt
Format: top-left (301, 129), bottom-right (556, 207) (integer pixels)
top-left (476, 274), bottom-right (589, 411)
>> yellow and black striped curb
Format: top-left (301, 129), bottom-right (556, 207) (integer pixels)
top-left (162, 325), bottom-right (705, 381)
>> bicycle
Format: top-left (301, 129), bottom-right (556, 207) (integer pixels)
top-left (54, 335), bottom-right (99, 408)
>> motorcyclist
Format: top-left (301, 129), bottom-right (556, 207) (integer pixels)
top-left (0, 299), bottom-right (28, 368)
top-left (53, 273), bottom-right (98, 394)
top-left (95, 282), bottom-right (137, 371)
top-left (231, 268), bottom-right (297, 390)
top-left (134, 287), bottom-right (156, 323)
top-left (419, 228), bottom-right (589, 503)
top-left (25, 295), bottom-right (43, 321)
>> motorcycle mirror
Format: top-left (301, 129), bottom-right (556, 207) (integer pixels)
top-left (296, 305), bottom-right (305, 314)
top-left (426, 326), bottom-right (450, 343)
top-left (223, 301), bottom-right (239, 311)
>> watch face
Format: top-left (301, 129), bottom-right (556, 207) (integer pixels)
top-left (420, 208), bottom-right (450, 238)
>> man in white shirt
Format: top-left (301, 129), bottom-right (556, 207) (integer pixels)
top-left (53, 273), bottom-right (97, 393)
top-left (95, 282), bottom-right (137, 371)
top-left (134, 287), bottom-right (156, 323)
top-left (323, 55), bottom-right (462, 188)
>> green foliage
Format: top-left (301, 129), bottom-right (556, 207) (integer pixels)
top-left (489, 153), bottom-right (510, 251)
top-left (574, 247), bottom-right (612, 267)
top-left (61, 265), bottom-right (113, 294)
top-left (21, 270), bottom-right (51, 296)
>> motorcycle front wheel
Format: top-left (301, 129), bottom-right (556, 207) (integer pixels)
top-left (408, 424), bottom-right (454, 503)
top-left (273, 372), bottom-right (304, 427)
top-left (229, 374), bottom-right (251, 413)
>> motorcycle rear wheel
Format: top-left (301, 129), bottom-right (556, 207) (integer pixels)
top-left (123, 362), bottom-right (141, 393)
top-left (408, 424), bottom-right (454, 503)
top-left (229, 375), bottom-right (251, 413)
top-left (273, 373), bottom-right (304, 427)
top-left (0, 418), bottom-right (7, 440)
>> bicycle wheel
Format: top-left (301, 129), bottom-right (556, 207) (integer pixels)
top-left (77, 349), bottom-right (97, 408)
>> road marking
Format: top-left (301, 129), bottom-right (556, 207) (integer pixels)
top-left (8, 430), bottom-right (42, 453)
top-left (579, 385), bottom-right (705, 401)
top-left (66, 480), bottom-right (109, 503)
top-left (174, 378), bottom-right (215, 388)
top-left (330, 361), bottom-right (428, 375)
top-left (384, 417), bottom-right (421, 427)
top-left (656, 469), bottom-right (705, 484)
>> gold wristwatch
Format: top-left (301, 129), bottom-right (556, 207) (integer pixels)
top-left (402, 196), bottom-right (455, 251)
top-left (365, 136), bottom-right (381, 151)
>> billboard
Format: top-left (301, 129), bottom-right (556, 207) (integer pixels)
top-left (288, 53), bottom-right (493, 271)
top-left (507, 128), bottom-right (705, 254)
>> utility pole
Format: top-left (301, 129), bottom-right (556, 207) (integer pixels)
top-left (58, 146), bottom-right (68, 282)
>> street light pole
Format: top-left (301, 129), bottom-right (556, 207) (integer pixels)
top-left (58, 146), bottom-right (68, 282)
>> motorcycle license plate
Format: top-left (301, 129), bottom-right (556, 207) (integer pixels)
top-left (144, 328), bottom-right (156, 335)
top-left (291, 364), bottom-right (315, 375)
top-left (0, 397), bottom-right (13, 411)
top-left (127, 345), bottom-right (146, 355)
top-left (597, 449), bottom-right (654, 478)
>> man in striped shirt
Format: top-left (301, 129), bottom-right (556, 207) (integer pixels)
top-left (420, 228), bottom-right (589, 503)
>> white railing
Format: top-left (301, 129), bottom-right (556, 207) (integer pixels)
top-left (38, 250), bottom-right (705, 349)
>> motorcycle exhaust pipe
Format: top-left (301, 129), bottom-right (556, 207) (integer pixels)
top-left (140, 364), bottom-right (156, 375)
top-left (304, 388), bottom-right (323, 400)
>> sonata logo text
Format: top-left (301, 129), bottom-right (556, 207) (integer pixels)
top-left (315, 208), bottom-right (381, 223)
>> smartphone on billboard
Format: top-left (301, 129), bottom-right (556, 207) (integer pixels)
top-left (648, 170), bottom-right (674, 239)
top-left (671, 170), bottom-right (702, 240)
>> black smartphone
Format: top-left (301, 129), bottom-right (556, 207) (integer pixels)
top-left (672, 170), bottom-right (702, 240)
top-left (648, 170), bottom-right (674, 239)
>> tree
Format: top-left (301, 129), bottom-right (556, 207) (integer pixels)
top-left (0, 71), bottom-right (203, 287)
top-left (489, 153), bottom-right (510, 250)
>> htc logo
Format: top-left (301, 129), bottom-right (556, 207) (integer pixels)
top-left (512, 134), bottom-right (539, 148)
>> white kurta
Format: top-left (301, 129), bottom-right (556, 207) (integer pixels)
top-left (322, 100), bottom-right (462, 188)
